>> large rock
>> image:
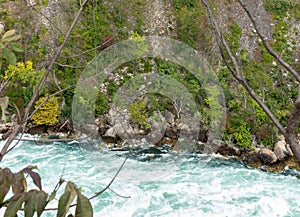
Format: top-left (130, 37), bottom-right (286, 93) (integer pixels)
top-left (95, 116), bottom-right (108, 136)
top-left (102, 127), bottom-right (118, 143)
top-left (164, 110), bottom-right (175, 125)
top-left (274, 139), bottom-right (291, 161)
top-left (165, 125), bottom-right (177, 139)
top-left (80, 124), bottom-right (99, 139)
top-left (145, 112), bottom-right (166, 144)
top-left (243, 151), bottom-right (262, 168)
top-left (105, 107), bottom-right (117, 126)
top-left (216, 142), bottom-right (241, 157)
top-left (259, 148), bottom-right (278, 165)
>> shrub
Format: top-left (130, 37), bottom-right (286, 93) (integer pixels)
top-left (129, 101), bottom-right (150, 129)
top-left (31, 95), bottom-right (60, 126)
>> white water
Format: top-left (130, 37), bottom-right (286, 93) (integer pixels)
top-left (1, 136), bottom-right (300, 217)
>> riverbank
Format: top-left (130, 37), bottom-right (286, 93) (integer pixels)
top-left (1, 120), bottom-right (299, 174)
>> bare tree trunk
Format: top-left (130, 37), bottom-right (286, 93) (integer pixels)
top-left (201, 0), bottom-right (300, 165)
top-left (0, 0), bottom-right (89, 162)
top-left (285, 85), bottom-right (300, 165)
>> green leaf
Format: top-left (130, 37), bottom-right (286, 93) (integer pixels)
top-left (2, 30), bottom-right (16, 39)
top-left (2, 34), bottom-right (21, 42)
top-left (2, 48), bottom-right (16, 66)
top-left (75, 192), bottom-right (93, 217)
top-left (12, 172), bottom-right (27, 196)
top-left (24, 190), bottom-right (37, 217)
top-left (4, 193), bottom-right (25, 217)
top-left (48, 190), bottom-right (57, 203)
top-left (57, 182), bottom-right (77, 217)
top-left (57, 192), bottom-right (75, 217)
top-left (35, 190), bottom-right (48, 217)
top-left (9, 42), bottom-right (23, 53)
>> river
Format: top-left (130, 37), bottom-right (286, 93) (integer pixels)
top-left (1, 136), bottom-right (300, 216)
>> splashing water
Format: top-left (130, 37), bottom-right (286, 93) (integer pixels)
top-left (1, 136), bottom-right (300, 217)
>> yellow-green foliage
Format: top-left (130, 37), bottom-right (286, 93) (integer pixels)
top-left (129, 101), bottom-right (150, 129)
top-left (3, 61), bottom-right (44, 105)
top-left (31, 95), bottom-right (60, 126)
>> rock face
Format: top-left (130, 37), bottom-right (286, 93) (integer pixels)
top-left (259, 148), bottom-right (278, 165)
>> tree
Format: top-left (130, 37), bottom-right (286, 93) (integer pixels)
top-left (201, 0), bottom-right (300, 165)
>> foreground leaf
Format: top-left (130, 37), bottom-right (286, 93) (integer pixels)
top-left (9, 42), bottom-right (23, 53)
top-left (57, 182), bottom-right (77, 217)
top-left (4, 193), bottom-right (25, 217)
top-left (48, 190), bottom-right (57, 203)
top-left (24, 190), bottom-right (37, 217)
top-left (12, 172), bottom-right (27, 195)
top-left (2, 48), bottom-right (16, 66)
top-left (22, 167), bottom-right (42, 190)
top-left (35, 190), bottom-right (48, 217)
top-left (2, 34), bottom-right (21, 42)
top-left (75, 192), bottom-right (92, 217)
top-left (0, 168), bottom-right (14, 203)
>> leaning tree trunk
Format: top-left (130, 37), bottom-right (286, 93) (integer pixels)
top-left (285, 85), bottom-right (300, 165)
top-left (201, 0), bottom-right (300, 166)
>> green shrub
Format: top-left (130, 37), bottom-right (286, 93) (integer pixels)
top-left (232, 122), bottom-right (251, 148)
top-left (95, 92), bottom-right (109, 116)
top-left (129, 101), bottom-right (150, 129)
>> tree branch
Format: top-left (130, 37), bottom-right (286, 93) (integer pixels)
top-left (0, 0), bottom-right (89, 162)
top-left (201, 0), bottom-right (286, 136)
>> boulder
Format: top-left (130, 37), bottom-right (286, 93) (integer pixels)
top-left (203, 139), bottom-right (224, 154)
top-left (102, 127), bottom-right (118, 143)
top-left (274, 139), bottom-right (290, 161)
top-left (95, 116), bottom-right (108, 136)
top-left (114, 122), bottom-right (135, 140)
top-left (165, 125), bottom-right (177, 139)
top-left (105, 107), bottom-right (117, 126)
top-left (145, 112), bottom-right (166, 144)
top-left (243, 151), bottom-right (262, 168)
top-left (259, 148), bottom-right (277, 165)
top-left (164, 110), bottom-right (175, 125)
top-left (216, 142), bottom-right (241, 157)
top-left (80, 124), bottom-right (99, 139)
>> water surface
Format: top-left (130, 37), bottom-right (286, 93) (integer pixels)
top-left (1, 137), bottom-right (299, 217)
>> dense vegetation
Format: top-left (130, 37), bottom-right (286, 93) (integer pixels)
top-left (0, 0), bottom-right (299, 147)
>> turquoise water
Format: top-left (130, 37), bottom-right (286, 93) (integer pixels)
top-left (1, 136), bottom-right (300, 217)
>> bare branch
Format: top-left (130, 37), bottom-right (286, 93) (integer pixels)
top-left (201, 0), bottom-right (286, 136)
top-left (59, 34), bottom-right (115, 59)
top-left (0, 0), bottom-right (89, 162)
top-left (54, 62), bottom-right (90, 69)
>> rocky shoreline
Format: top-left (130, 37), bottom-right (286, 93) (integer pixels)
top-left (1, 114), bottom-right (299, 174)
